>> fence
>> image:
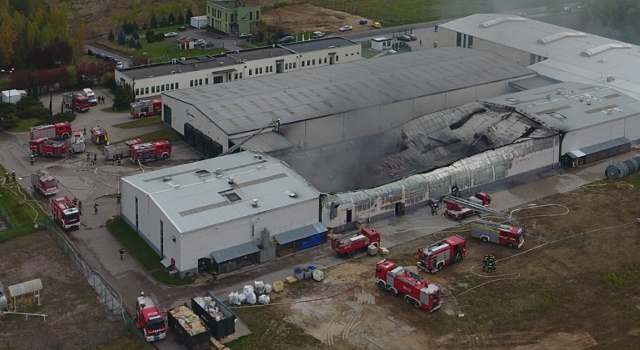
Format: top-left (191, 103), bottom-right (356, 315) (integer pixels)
top-left (40, 217), bottom-right (153, 348)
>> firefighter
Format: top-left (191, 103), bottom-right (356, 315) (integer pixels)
top-left (78, 200), bottom-right (82, 214)
top-left (4, 173), bottom-right (9, 182)
top-left (83, 127), bottom-right (86, 136)
top-left (116, 193), bottom-right (121, 204)
top-left (119, 248), bottom-right (125, 260)
top-left (86, 152), bottom-right (90, 162)
top-left (73, 197), bottom-right (78, 206)
top-left (482, 254), bottom-right (489, 272)
top-left (11, 171), bottom-right (15, 181)
top-left (30, 155), bottom-right (35, 165)
top-left (211, 271), bottom-right (218, 283)
top-left (94, 203), bottom-right (99, 214)
top-left (431, 203), bottom-right (438, 216)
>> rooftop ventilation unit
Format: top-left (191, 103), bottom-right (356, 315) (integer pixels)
top-left (220, 62), bottom-right (224, 65)
top-left (171, 71), bottom-right (176, 74)
top-left (195, 169), bottom-right (211, 177)
top-left (606, 75), bottom-right (614, 82)
top-left (289, 192), bottom-right (297, 198)
top-left (163, 176), bottom-right (171, 182)
top-left (556, 89), bottom-right (562, 95)
top-left (581, 43), bottom-right (632, 57)
top-left (251, 199), bottom-right (259, 207)
top-left (586, 99), bottom-right (592, 106)
top-left (479, 16), bottom-right (526, 29)
top-left (228, 176), bottom-right (235, 184)
top-left (215, 168), bottom-right (222, 175)
top-left (579, 95), bottom-right (584, 102)
top-left (181, 57), bottom-right (186, 61)
top-left (537, 31), bottom-right (586, 45)
top-left (172, 59), bottom-right (177, 64)
top-left (254, 154), bottom-right (263, 160)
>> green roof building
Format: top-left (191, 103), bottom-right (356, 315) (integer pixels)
top-left (207, 1), bottom-right (261, 34)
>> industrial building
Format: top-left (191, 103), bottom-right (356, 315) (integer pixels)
top-left (161, 46), bottom-right (535, 157)
top-left (115, 37), bottom-right (361, 100)
top-left (120, 152), bottom-right (324, 276)
top-left (207, 0), bottom-right (261, 34)
top-left (437, 14), bottom-right (640, 99)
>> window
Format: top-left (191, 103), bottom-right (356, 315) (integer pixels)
top-left (293, 62), bottom-right (296, 68)
top-left (456, 32), bottom-right (462, 46)
top-left (234, 73), bottom-right (238, 79)
top-left (302, 61), bottom-right (305, 67)
top-left (324, 58), bottom-right (327, 64)
top-left (256, 11), bottom-right (259, 20)
top-left (171, 83), bottom-right (174, 89)
top-left (312, 59), bottom-right (315, 65)
top-left (190, 80), bottom-right (193, 87)
top-left (156, 85), bottom-right (159, 92)
top-left (249, 12), bottom-right (252, 20)
top-left (160, 220), bottom-right (164, 254)
top-left (468, 35), bottom-right (474, 48)
top-left (165, 84), bottom-right (169, 91)
top-left (249, 69), bottom-right (252, 76)
top-left (259, 67), bottom-right (263, 74)
top-left (176, 83), bottom-right (179, 89)
top-left (135, 88), bottom-right (139, 95)
top-left (161, 85), bottom-right (164, 92)
top-left (135, 197), bottom-right (138, 228)
top-left (205, 78), bottom-right (209, 84)
top-left (145, 87), bottom-right (149, 94)
top-left (199, 79), bottom-right (202, 85)
top-left (307, 60), bottom-right (310, 66)
top-left (336, 56), bottom-right (339, 62)
top-left (151, 86), bottom-right (155, 93)
top-left (239, 73), bottom-right (242, 79)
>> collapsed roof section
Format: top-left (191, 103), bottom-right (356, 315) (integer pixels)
top-left (278, 102), bottom-right (557, 193)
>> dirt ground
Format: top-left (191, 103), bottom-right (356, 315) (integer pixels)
top-left (242, 177), bottom-right (640, 349)
top-left (0, 232), bottom-right (127, 349)
top-left (261, 4), bottom-right (375, 35)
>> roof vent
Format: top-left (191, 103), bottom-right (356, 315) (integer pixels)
top-left (220, 62), bottom-right (224, 65)
top-left (251, 199), bottom-right (259, 207)
top-left (546, 94), bottom-right (551, 100)
top-left (163, 176), bottom-right (171, 182)
top-left (171, 71), bottom-right (176, 74)
top-left (556, 89), bottom-right (562, 95)
top-left (579, 95), bottom-right (584, 102)
top-left (254, 154), bottom-right (263, 160)
top-left (289, 192), bottom-right (297, 198)
top-left (228, 176), bottom-right (235, 184)
top-left (181, 57), bottom-right (186, 61)
top-left (195, 169), bottom-right (211, 177)
top-left (606, 75), bottom-right (614, 82)
top-left (607, 109), bottom-right (613, 115)
top-left (586, 99), bottom-right (592, 106)
top-left (215, 168), bottom-right (222, 175)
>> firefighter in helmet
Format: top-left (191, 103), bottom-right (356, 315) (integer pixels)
top-left (482, 254), bottom-right (489, 272)
top-left (11, 171), bottom-right (15, 181)
top-left (431, 202), bottom-right (438, 216)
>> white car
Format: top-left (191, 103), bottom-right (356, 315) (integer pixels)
top-left (312, 31), bottom-right (325, 38)
top-left (164, 32), bottom-right (177, 38)
top-left (339, 25), bottom-right (353, 32)
top-left (115, 61), bottom-right (124, 69)
top-left (195, 39), bottom-right (206, 46)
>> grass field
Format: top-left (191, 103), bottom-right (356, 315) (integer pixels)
top-left (0, 165), bottom-right (47, 242)
top-left (10, 117), bottom-right (42, 132)
top-left (112, 116), bottom-right (162, 128)
top-left (93, 36), bottom-right (227, 63)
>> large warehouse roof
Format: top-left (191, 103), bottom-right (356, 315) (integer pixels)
top-left (164, 46), bottom-right (535, 135)
top-left (123, 152), bottom-right (319, 234)
top-left (482, 82), bottom-right (640, 132)
top-left (441, 14), bottom-right (640, 99)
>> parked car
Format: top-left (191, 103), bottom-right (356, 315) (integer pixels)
top-left (195, 39), bottom-right (206, 46)
top-left (278, 36), bottom-right (294, 43)
top-left (103, 55), bottom-right (114, 62)
top-left (408, 34), bottom-right (417, 41)
top-left (340, 25), bottom-right (353, 32)
top-left (239, 33), bottom-right (253, 39)
top-left (312, 31), bottom-right (325, 38)
top-left (87, 49), bottom-right (96, 56)
top-left (178, 26), bottom-right (186, 31)
top-left (372, 22), bottom-right (382, 29)
top-left (95, 52), bottom-right (105, 59)
top-left (164, 32), bottom-right (177, 38)
top-left (397, 35), bottom-right (412, 42)
top-left (115, 61), bottom-right (124, 69)
top-left (359, 19), bottom-right (368, 25)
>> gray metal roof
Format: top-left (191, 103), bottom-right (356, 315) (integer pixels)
top-left (229, 131), bottom-right (296, 153)
top-left (280, 37), bottom-right (359, 53)
top-left (274, 222), bottom-right (327, 245)
top-left (509, 76), bottom-right (561, 91)
top-left (441, 14), bottom-right (640, 99)
top-left (121, 47), bottom-right (295, 80)
top-left (210, 242), bottom-right (260, 263)
top-left (164, 46), bottom-right (535, 135)
top-left (482, 82), bottom-right (640, 132)
top-left (122, 152), bottom-right (319, 234)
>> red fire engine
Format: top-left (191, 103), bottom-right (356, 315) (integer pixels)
top-left (103, 139), bottom-right (142, 161)
top-left (29, 138), bottom-right (68, 157)
top-left (90, 126), bottom-right (109, 145)
top-left (471, 220), bottom-right (525, 248)
top-left (51, 196), bottom-right (81, 230)
top-left (130, 99), bottom-right (162, 118)
top-left (443, 192), bottom-right (491, 221)
top-left (417, 235), bottom-right (466, 273)
top-left (331, 227), bottom-right (381, 258)
top-left (375, 259), bottom-right (442, 312)
top-left (130, 140), bottom-right (172, 163)
top-left (135, 292), bottom-right (167, 342)
top-left (29, 122), bottom-right (73, 140)
top-left (63, 92), bottom-right (91, 112)
top-left (31, 171), bottom-right (59, 196)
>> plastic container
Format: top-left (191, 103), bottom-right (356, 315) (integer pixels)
top-left (312, 270), bottom-right (324, 282)
top-left (273, 281), bottom-right (284, 292)
top-left (293, 267), bottom-right (305, 281)
top-left (303, 267), bottom-right (312, 279)
top-left (367, 244), bottom-right (379, 256)
top-left (308, 265), bottom-right (316, 271)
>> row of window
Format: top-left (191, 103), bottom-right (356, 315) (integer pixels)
top-left (248, 65), bottom-right (273, 76)
top-left (135, 82), bottom-right (180, 96)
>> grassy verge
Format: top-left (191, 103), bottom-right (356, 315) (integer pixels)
top-left (100, 107), bottom-right (128, 114)
top-left (93, 38), bottom-right (227, 62)
top-left (0, 165), bottom-right (46, 242)
top-left (92, 337), bottom-right (146, 350)
top-left (106, 215), bottom-right (195, 285)
top-left (10, 118), bottom-right (42, 132)
top-left (112, 116), bottom-right (162, 129)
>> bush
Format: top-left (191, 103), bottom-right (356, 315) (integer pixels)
top-left (36, 111), bottom-right (76, 126)
top-left (16, 97), bottom-right (49, 119)
top-left (0, 112), bottom-right (19, 129)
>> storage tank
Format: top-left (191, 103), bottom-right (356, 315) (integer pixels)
top-left (0, 281), bottom-right (7, 312)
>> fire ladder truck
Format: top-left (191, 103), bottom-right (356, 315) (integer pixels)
top-left (442, 194), bottom-right (517, 226)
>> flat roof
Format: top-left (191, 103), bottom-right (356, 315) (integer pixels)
top-left (441, 14), bottom-right (640, 99)
top-left (121, 47), bottom-right (295, 80)
top-left (372, 37), bottom-right (391, 42)
top-left (280, 37), bottom-right (359, 53)
top-left (164, 46), bottom-right (535, 135)
top-left (122, 152), bottom-right (319, 234)
top-left (482, 82), bottom-right (640, 132)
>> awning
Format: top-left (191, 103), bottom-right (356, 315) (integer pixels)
top-left (566, 137), bottom-right (630, 158)
top-left (274, 223), bottom-right (327, 245)
top-left (230, 132), bottom-right (296, 153)
top-left (211, 242), bottom-right (260, 263)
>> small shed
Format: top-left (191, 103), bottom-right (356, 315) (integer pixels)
top-left (371, 37), bottom-right (392, 51)
top-left (7, 278), bottom-right (43, 311)
top-left (1, 89), bottom-right (27, 104)
top-left (191, 15), bottom-right (207, 29)
top-left (177, 39), bottom-right (196, 50)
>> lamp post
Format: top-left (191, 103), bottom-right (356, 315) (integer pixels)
top-left (1, 68), bottom-right (15, 103)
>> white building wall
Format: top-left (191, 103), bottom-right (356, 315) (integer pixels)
top-left (624, 114), bottom-right (640, 141)
top-left (298, 45), bottom-right (361, 68)
top-left (444, 86), bottom-right (477, 108)
top-left (562, 121), bottom-right (625, 153)
top-left (165, 97), bottom-right (230, 151)
top-left (437, 28), bottom-right (533, 67)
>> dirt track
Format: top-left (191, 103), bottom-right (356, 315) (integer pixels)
top-left (262, 4), bottom-right (377, 35)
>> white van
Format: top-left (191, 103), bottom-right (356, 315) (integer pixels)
top-left (83, 88), bottom-right (98, 106)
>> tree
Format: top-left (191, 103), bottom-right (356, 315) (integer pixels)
top-left (186, 8), bottom-right (193, 23)
top-left (71, 20), bottom-right (87, 62)
top-left (117, 29), bottom-right (126, 45)
top-left (132, 31), bottom-right (139, 40)
top-left (177, 13), bottom-right (184, 26)
top-left (133, 21), bottom-right (139, 32)
top-left (160, 16), bottom-right (169, 28)
top-left (168, 13), bottom-right (176, 25)
top-left (0, 18), bottom-right (17, 66)
top-left (112, 84), bottom-right (132, 110)
top-left (146, 30), bottom-right (155, 43)
top-left (0, 111), bottom-right (19, 129)
top-left (129, 38), bottom-right (136, 48)
top-left (136, 41), bottom-right (142, 49)
top-left (142, 22), bottom-right (148, 30)
top-left (108, 29), bottom-right (115, 42)
top-left (150, 13), bottom-right (158, 29)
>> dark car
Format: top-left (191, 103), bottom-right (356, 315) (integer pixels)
top-left (103, 55), bottom-right (113, 62)
top-left (397, 35), bottom-right (412, 42)
top-left (178, 26), bottom-right (186, 31)
top-left (359, 19), bottom-right (368, 25)
top-left (95, 52), bottom-right (105, 59)
top-left (278, 36), bottom-right (294, 43)
top-left (239, 33), bottom-right (253, 39)
top-left (408, 34), bottom-right (417, 41)
top-left (87, 49), bottom-right (96, 56)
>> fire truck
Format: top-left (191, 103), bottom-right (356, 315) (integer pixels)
top-left (130, 99), bottom-right (162, 118)
top-left (471, 220), bottom-right (525, 248)
top-left (135, 292), bottom-right (167, 342)
top-left (417, 235), bottom-right (466, 273)
top-left (103, 139), bottom-right (142, 161)
top-left (51, 196), bottom-right (81, 230)
top-left (31, 170), bottom-right (59, 196)
top-left (375, 259), bottom-right (442, 312)
top-left (29, 122), bottom-right (73, 140)
top-left (69, 131), bottom-right (86, 154)
top-left (90, 126), bottom-right (109, 145)
top-left (331, 227), bottom-right (381, 258)
top-left (443, 192), bottom-right (492, 221)
top-left (130, 141), bottom-right (172, 163)
top-left (29, 138), bottom-right (68, 157)
top-left (62, 92), bottom-right (91, 112)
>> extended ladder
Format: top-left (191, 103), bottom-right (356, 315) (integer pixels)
top-left (442, 195), bottom-right (512, 220)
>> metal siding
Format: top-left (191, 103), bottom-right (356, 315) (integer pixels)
top-left (625, 115), bottom-right (640, 141)
top-left (413, 93), bottom-right (447, 119)
top-left (304, 114), bottom-right (344, 149)
top-left (274, 222), bottom-right (328, 245)
top-left (342, 106), bottom-right (381, 140)
top-left (278, 121), bottom-right (306, 148)
top-left (563, 124), bottom-right (613, 154)
top-left (444, 86), bottom-right (477, 108)
top-left (251, 199), bottom-right (319, 237)
top-left (380, 100), bottom-right (414, 127)
top-left (210, 242), bottom-right (260, 263)
top-left (608, 118), bottom-right (626, 140)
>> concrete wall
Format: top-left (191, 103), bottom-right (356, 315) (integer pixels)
top-left (164, 97), bottom-right (230, 151)
top-left (562, 117), bottom-right (634, 154)
top-left (320, 137), bottom-right (557, 231)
